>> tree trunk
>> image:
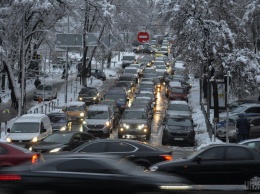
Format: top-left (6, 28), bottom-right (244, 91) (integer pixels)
top-left (212, 80), bottom-right (219, 121)
top-left (107, 51), bottom-right (112, 69)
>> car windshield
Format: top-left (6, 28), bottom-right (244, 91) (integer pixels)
top-left (37, 85), bottom-right (52, 90)
top-left (116, 82), bottom-right (131, 87)
top-left (87, 111), bottom-right (108, 119)
top-left (231, 106), bottom-right (247, 114)
top-left (118, 76), bottom-right (134, 82)
top-left (124, 69), bottom-right (137, 74)
top-left (49, 115), bottom-right (66, 123)
top-left (43, 133), bottom-right (73, 143)
top-left (156, 66), bottom-right (166, 69)
top-left (123, 111), bottom-right (147, 119)
top-left (66, 106), bottom-right (84, 111)
top-left (168, 104), bottom-right (189, 111)
top-left (104, 94), bottom-right (125, 102)
top-left (170, 87), bottom-right (185, 93)
top-left (167, 118), bottom-right (192, 127)
top-left (123, 56), bottom-right (135, 60)
top-left (11, 123), bottom-right (39, 133)
top-left (80, 89), bottom-right (97, 96)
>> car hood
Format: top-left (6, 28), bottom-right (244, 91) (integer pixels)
top-left (85, 119), bottom-right (108, 125)
top-left (120, 119), bottom-right (147, 124)
top-left (51, 123), bottom-right (66, 128)
top-left (78, 94), bottom-right (95, 98)
top-left (166, 126), bottom-right (193, 132)
top-left (32, 142), bottom-right (66, 150)
top-left (8, 133), bottom-right (39, 141)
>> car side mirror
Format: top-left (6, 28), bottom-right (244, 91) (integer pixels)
top-left (7, 128), bottom-right (10, 133)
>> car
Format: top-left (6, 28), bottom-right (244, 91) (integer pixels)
top-left (118, 106), bottom-right (152, 140)
top-left (166, 85), bottom-right (188, 102)
top-left (216, 115), bottom-right (260, 142)
top-left (70, 139), bottom-right (173, 170)
top-left (77, 87), bottom-right (101, 105)
top-left (165, 100), bottom-right (191, 118)
top-left (161, 117), bottom-right (196, 146)
top-left (239, 138), bottom-right (260, 150)
top-left (63, 101), bottom-right (87, 123)
top-left (33, 84), bottom-right (57, 101)
top-left (0, 154), bottom-right (191, 194)
top-left (0, 142), bottom-right (42, 167)
top-left (91, 69), bottom-right (106, 81)
top-left (123, 66), bottom-right (139, 78)
top-left (47, 111), bottom-right (72, 132)
top-left (228, 100), bottom-right (260, 112)
top-left (121, 54), bottom-right (136, 68)
top-left (29, 131), bottom-right (96, 153)
top-left (83, 104), bottom-right (114, 138)
top-left (219, 103), bottom-right (260, 121)
top-left (114, 81), bottom-right (134, 97)
top-left (99, 99), bottom-right (120, 127)
top-left (117, 73), bottom-right (138, 87)
top-left (149, 144), bottom-right (260, 191)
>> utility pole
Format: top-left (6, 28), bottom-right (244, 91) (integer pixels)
top-left (225, 70), bottom-right (231, 144)
top-left (65, 15), bottom-right (69, 104)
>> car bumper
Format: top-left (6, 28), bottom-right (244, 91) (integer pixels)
top-left (85, 125), bottom-right (110, 137)
top-left (163, 133), bottom-right (195, 145)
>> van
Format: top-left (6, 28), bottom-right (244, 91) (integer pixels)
top-left (6, 114), bottom-right (52, 147)
top-left (121, 54), bottom-right (136, 68)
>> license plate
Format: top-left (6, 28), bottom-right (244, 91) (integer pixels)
top-left (174, 138), bottom-right (184, 140)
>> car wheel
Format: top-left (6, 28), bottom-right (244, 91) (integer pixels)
top-left (135, 162), bottom-right (149, 172)
top-left (246, 174), bottom-right (260, 191)
top-left (118, 132), bottom-right (123, 139)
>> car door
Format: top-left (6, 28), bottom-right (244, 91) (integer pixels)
top-left (249, 118), bottom-right (260, 138)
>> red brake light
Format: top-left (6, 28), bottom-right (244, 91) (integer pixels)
top-left (32, 154), bottom-right (39, 164)
top-left (161, 155), bottom-right (173, 161)
top-left (0, 175), bottom-right (21, 180)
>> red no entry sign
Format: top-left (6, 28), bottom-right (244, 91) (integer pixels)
top-left (137, 31), bottom-right (150, 43)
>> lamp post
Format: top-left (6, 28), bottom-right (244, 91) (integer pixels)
top-left (225, 70), bottom-right (231, 144)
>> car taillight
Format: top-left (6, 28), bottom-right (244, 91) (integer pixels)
top-left (32, 154), bottom-right (39, 164)
top-left (0, 175), bottom-right (21, 180)
top-left (161, 155), bottom-right (173, 161)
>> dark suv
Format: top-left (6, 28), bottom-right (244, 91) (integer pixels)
top-left (91, 69), bottom-right (106, 81)
top-left (118, 107), bottom-right (152, 140)
top-left (78, 87), bottom-right (101, 105)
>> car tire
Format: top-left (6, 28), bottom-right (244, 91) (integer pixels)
top-left (135, 162), bottom-right (149, 172)
top-left (246, 174), bottom-right (260, 191)
top-left (162, 138), bottom-right (167, 146)
top-left (118, 132), bottom-right (123, 139)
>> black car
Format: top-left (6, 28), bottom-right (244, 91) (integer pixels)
top-left (0, 154), bottom-right (191, 194)
top-left (47, 111), bottom-right (72, 132)
top-left (70, 139), bottom-right (173, 171)
top-left (150, 144), bottom-right (260, 191)
top-left (161, 117), bottom-right (196, 146)
top-left (118, 107), bottom-right (152, 140)
top-left (29, 131), bottom-right (95, 153)
top-left (78, 87), bottom-right (101, 105)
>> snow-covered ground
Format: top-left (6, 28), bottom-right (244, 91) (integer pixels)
top-left (0, 52), bottom-right (221, 150)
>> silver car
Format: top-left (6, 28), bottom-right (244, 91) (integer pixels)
top-left (33, 84), bottom-right (57, 101)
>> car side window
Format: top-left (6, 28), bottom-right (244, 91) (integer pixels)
top-left (245, 107), bottom-right (258, 114)
top-left (78, 142), bottom-right (106, 152)
top-left (225, 147), bottom-right (252, 160)
top-left (56, 159), bottom-right (114, 174)
top-left (106, 142), bottom-right (135, 152)
top-left (0, 145), bottom-right (8, 155)
top-left (246, 142), bottom-right (260, 150)
top-left (200, 147), bottom-right (225, 160)
top-left (251, 118), bottom-right (260, 126)
top-left (81, 133), bottom-right (94, 141)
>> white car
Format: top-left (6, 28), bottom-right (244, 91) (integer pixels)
top-left (34, 84), bottom-right (58, 101)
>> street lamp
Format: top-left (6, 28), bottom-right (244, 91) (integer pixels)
top-left (224, 70), bottom-right (231, 144)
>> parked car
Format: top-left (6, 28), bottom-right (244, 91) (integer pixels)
top-left (70, 139), bottom-right (173, 170)
top-left (228, 100), bottom-right (260, 112)
top-left (63, 101), bottom-right (87, 123)
top-left (149, 144), bottom-right (260, 191)
top-left (91, 69), bottom-right (106, 81)
top-left (161, 117), bottom-right (196, 146)
top-left (33, 84), bottom-right (57, 101)
top-left (0, 154), bottom-right (191, 194)
top-left (77, 87), bottom-right (101, 105)
top-left (47, 111), bottom-right (72, 132)
top-left (239, 138), bottom-right (260, 150)
top-left (0, 142), bottom-right (42, 168)
top-left (118, 106), bottom-right (152, 140)
top-left (83, 104), bottom-right (114, 138)
top-left (29, 131), bottom-right (95, 153)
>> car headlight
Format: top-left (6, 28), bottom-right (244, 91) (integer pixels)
top-left (31, 137), bottom-right (38, 142)
top-left (105, 121), bottom-right (110, 126)
top-left (138, 124), bottom-right (146, 129)
top-left (93, 97), bottom-right (97, 100)
top-left (49, 147), bottom-right (62, 153)
top-left (149, 166), bottom-right (158, 172)
top-left (29, 147), bottom-right (32, 151)
top-left (83, 120), bottom-right (86, 124)
top-left (122, 123), bottom-right (130, 129)
top-left (80, 113), bottom-right (85, 117)
top-left (6, 137), bottom-right (12, 142)
top-left (79, 97), bottom-right (82, 100)
top-left (60, 126), bottom-right (66, 131)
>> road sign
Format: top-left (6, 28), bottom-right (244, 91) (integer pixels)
top-left (86, 33), bottom-right (99, 46)
top-left (101, 34), bottom-right (119, 50)
top-left (119, 32), bottom-right (134, 44)
top-left (137, 31), bottom-right (149, 43)
top-left (56, 33), bottom-right (83, 48)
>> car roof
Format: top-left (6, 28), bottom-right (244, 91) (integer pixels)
top-left (66, 101), bottom-right (86, 106)
top-left (125, 107), bottom-right (147, 111)
top-left (88, 104), bottom-right (110, 111)
top-left (119, 73), bottom-right (136, 77)
top-left (168, 100), bottom-right (188, 105)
